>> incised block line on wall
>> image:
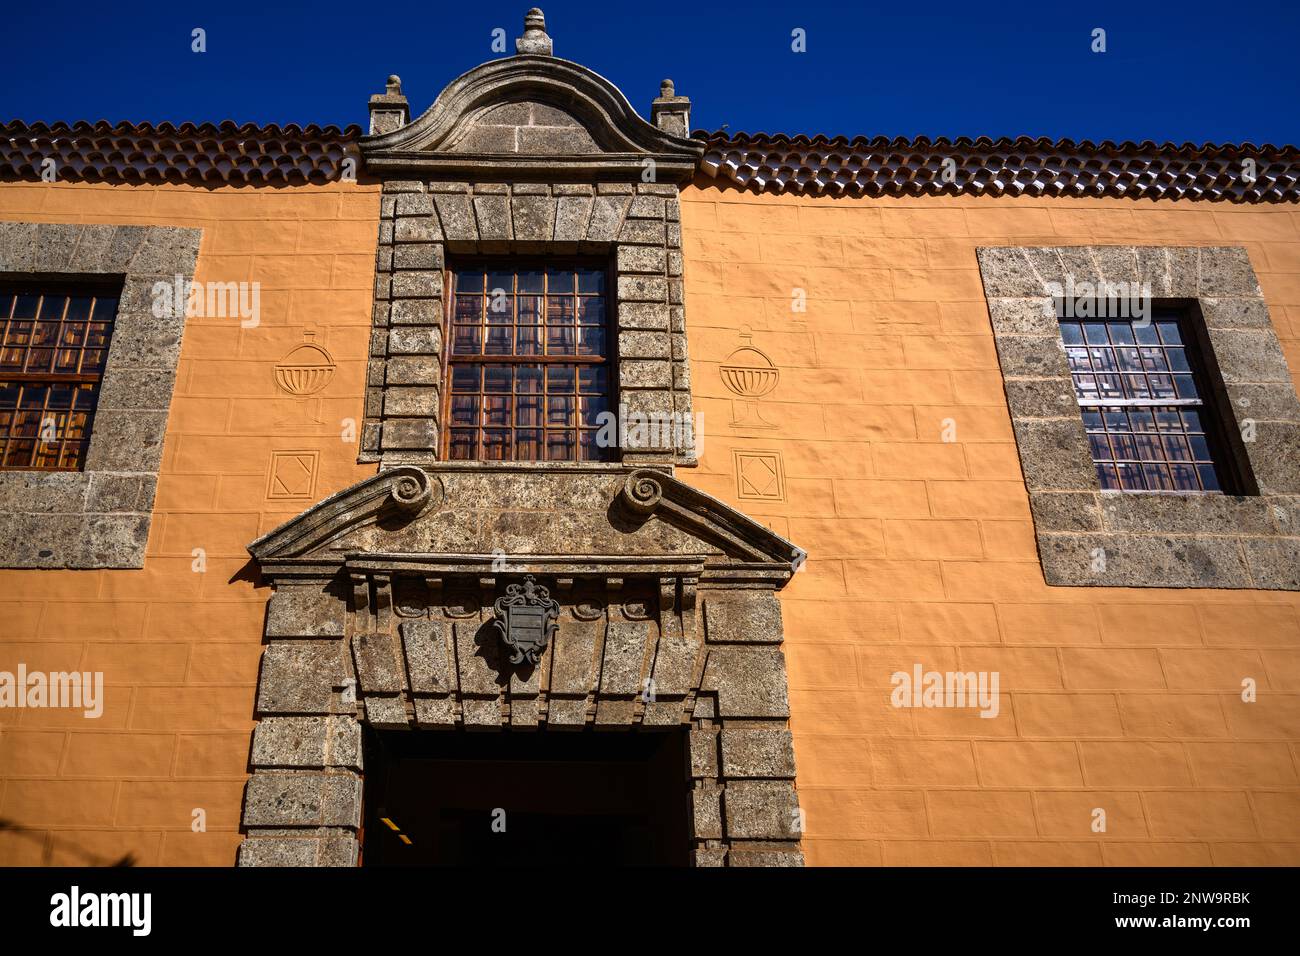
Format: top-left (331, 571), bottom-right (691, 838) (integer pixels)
top-left (237, 465), bottom-right (806, 867)
top-left (361, 179), bottom-right (694, 466)
top-left (0, 221), bottom-right (201, 568)
top-left (977, 245), bottom-right (1300, 589)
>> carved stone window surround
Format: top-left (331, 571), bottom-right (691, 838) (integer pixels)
top-left (977, 244), bottom-right (1300, 589)
top-left (0, 220), bottom-right (201, 568)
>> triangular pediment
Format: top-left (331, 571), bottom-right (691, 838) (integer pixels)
top-left (360, 56), bottom-right (703, 180)
top-left (249, 466), bottom-right (803, 585)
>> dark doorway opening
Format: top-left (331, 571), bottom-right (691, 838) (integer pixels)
top-left (361, 728), bottom-right (691, 866)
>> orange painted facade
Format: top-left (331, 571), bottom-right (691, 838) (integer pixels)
top-left (1, 176), bottom-right (1298, 865)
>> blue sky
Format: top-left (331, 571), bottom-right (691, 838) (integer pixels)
top-left (6, 1), bottom-right (1298, 144)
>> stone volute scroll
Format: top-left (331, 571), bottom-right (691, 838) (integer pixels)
top-left (491, 574), bottom-right (561, 665)
top-left (618, 469), bottom-right (665, 516)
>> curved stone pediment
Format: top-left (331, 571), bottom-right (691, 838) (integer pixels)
top-left (360, 56), bottom-right (704, 180)
top-left (249, 465), bottom-right (804, 584)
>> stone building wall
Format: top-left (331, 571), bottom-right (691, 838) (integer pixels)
top-left (1, 175), bottom-right (1298, 867)
top-left (0, 177), bottom-right (380, 865)
top-left (680, 185), bottom-right (1300, 865)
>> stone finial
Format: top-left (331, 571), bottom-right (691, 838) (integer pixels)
top-left (516, 7), bottom-right (553, 55)
top-left (368, 73), bottom-right (409, 135)
top-left (652, 78), bottom-right (691, 137)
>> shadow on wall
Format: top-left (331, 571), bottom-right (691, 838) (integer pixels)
top-left (0, 818), bottom-right (136, 867)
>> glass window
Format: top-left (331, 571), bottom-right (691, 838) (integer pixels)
top-left (0, 289), bottom-right (118, 471)
top-left (1060, 310), bottom-right (1228, 493)
top-left (445, 264), bottom-right (611, 462)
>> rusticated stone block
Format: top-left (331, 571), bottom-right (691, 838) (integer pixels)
top-left (383, 386), bottom-right (438, 417)
top-left (242, 770), bottom-right (362, 828)
top-left (1099, 493), bottom-right (1276, 536)
top-left (82, 409), bottom-right (167, 472)
top-left (238, 836), bottom-right (358, 867)
top-left (414, 697), bottom-right (455, 726)
top-left (353, 631), bottom-right (404, 693)
top-left (472, 195), bottom-right (511, 247)
top-left (993, 334), bottom-right (1070, 378)
top-left (251, 716), bottom-right (361, 769)
top-left (704, 591), bottom-right (783, 644)
top-left (255, 641), bottom-right (347, 714)
top-left (618, 218), bottom-right (665, 245)
top-left (650, 635), bottom-right (700, 696)
top-left (728, 848), bottom-right (804, 867)
top-left (391, 271), bottom-right (443, 298)
top-left (547, 697), bottom-right (589, 725)
top-left (1248, 422), bottom-right (1300, 496)
top-left (363, 695), bottom-right (408, 728)
top-left (393, 194), bottom-right (434, 217)
top-left (977, 247), bottom-right (1044, 297)
top-left (390, 297), bottom-right (438, 324)
top-left (694, 848), bottom-right (727, 867)
top-left (1199, 246), bottom-right (1262, 296)
top-left (1242, 537), bottom-right (1300, 590)
top-left (618, 301), bottom-right (670, 331)
top-left (585, 195), bottom-right (629, 243)
top-left (387, 324), bottom-right (442, 355)
top-left (1205, 328), bottom-right (1292, 384)
top-left (618, 330), bottom-right (672, 359)
top-left (381, 418), bottom-right (437, 450)
top-left (385, 355), bottom-right (441, 386)
top-left (702, 646), bottom-right (791, 718)
top-left (1010, 418), bottom-right (1095, 492)
top-left (554, 196), bottom-right (592, 244)
top-left (720, 727), bottom-right (796, 778)
top-left (510, 195), bottom-right (556, 244)
top-left (461, 697), bottom-right (502, 727)
top-left (987, 297), bottom-right (1058, 336)
top-left (722, 780), bottom-right (801, 839)
top-left (393, 216), bottom-right (439, 243)
top-left (1003, 378), bottom-right (1078, 419)
top-left (1038, 533), bottom-right (1252, 589)
top-left (619, 359), bottom-right (673, 389)
top-left (1201, 296), bottom-right (1272, 330)
top-left (689, 728), bottom-right (718, 778)
top-left (456, 620), bottom-right (501, 696)
top-left (550, 618), bottom-right (599, 695)
top-left (599, 619), bottom-right (649, 695)
top-left (433, 193), bottom-right (475, 242)
top-left (1030, 492), bottom-right (1103, 532)
top-left (617, 244), bottom-right (666, 274)
top-left (692, 784), bottom-right (723, 839)
top-left (392, 242), bottom-right (444, 270)
top-left (266, 585), bottom-right (344, 640)
top-left (595, 698), bottom-right (636, 725)
top-left (401, 618), bottom-right (451, 693)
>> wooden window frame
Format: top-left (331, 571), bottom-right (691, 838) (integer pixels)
top-left (440, 257), bottom-right (618, 463)
top-left (0, 282), bottom-right (121, 472)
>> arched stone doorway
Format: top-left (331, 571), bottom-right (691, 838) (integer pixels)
top-left (237, 466), bottom-right (804, 866)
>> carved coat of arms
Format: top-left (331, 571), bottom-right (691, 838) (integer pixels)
top-left (491, 575), bottom-right (560, 665)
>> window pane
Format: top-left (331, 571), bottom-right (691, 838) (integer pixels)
top-left (484, 365), bottom-right (512, 392)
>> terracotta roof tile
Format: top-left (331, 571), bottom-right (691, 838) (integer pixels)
top-left (697, 132), bottom-right (1300, 203)
top-left (3, 120), bottom-right (1295, 203)
top-left (2, 120), bottom-right (361, 186)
